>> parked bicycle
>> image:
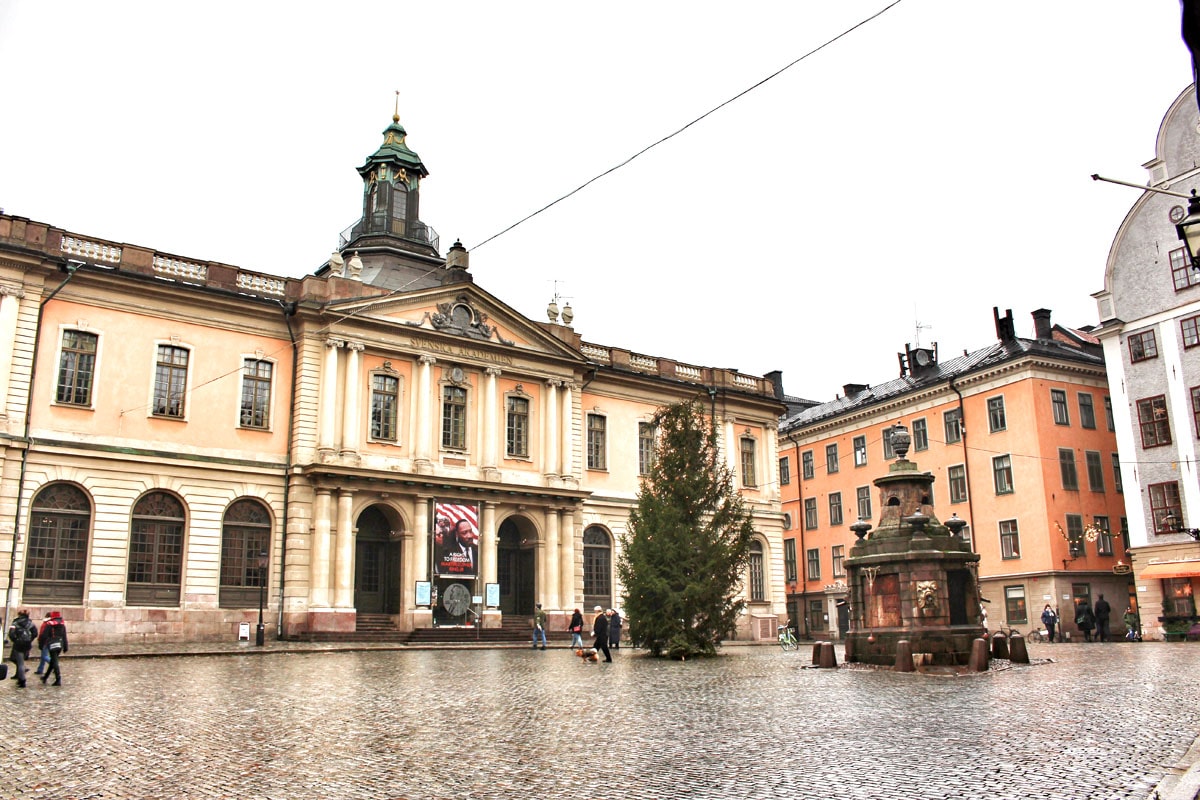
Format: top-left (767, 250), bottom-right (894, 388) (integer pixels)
top-left (778, 623), bottom-right (799, 652)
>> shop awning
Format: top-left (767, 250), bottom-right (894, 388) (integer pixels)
top-left (1140, 562), bottom-right (1200, 580)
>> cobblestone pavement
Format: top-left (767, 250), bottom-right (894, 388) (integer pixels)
top-left (2, 641), bottom-right (1199, 800)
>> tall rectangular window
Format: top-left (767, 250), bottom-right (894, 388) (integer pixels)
top-left (828, 492), bottom-right (843, 526)
top-left (882, 427), bottom-right (896, 459)
top-left (993, 455), bottom-right (1014, 494)
top-left (638, 422), bottom-right (656, 475)
top-left (740, 438), bottom-right (757, 487)
top-left (801, 450), bottom-right (814, 480)
top-left (441, 385), bottom-right (467, 449)
top-left (1005, 585), bottom-right (1028, 625)
top-left (1078, 393), bottom-right (1096, 430)
top-left (1171, 247), bottom-right (1200, 290)
top-left (1149, 481), bottom-right (1182, 534)
top-left (784, 539), bottom-right (797, 583)
top-left (237, 359), bottom-right (272, 429)
top-left (943, 408), bottom-right (962, 443)
top-left (911, 418), bottom-right (928, 451)
top-left (832, 545), bottom-right (845, 578)
top-left (826, 444), bottom-right (839, 474)
top-left (1085, 451), bottom-right (1105, 492)
top-left (1137, 395), bottom-right (1172, 448)
top-left (506, 396), bottom-right (530, 457)
top-left (1128, 330), bottom-right (1158, 362)
top-left (1104, 396), bottom-right (1115, 431)
top-left (1051, 389), bottom-right (1070, 425)
top-left (153, 344), bottom-right (189, 418)
top-left (948, 464), bottom-right (967, 503)
top-left (369, 374), bottom-right (399, 441)
top-left (987, 396), bottom-right (1006, 432)
top-left (856, 486), bottom-right (872, 521)
top-left (1066, 514), bottom-right (1085, 557)
top-left (1059, 448), bottom-right (1079, 491)
top-left (56, 330), bottom-right (97, 406)
top-left (1112, 453), bottom-right (1123, 493)
top-left (586, 414), bottom-right (606, 470)
top-left (779, 456), bottom-right (791, 486)
top-left (1192, 386), bottom-right (1200, 437)
top-left (1094, 516), bottom-right (1113, 555)
top-left (853, 435), bottom-right (867, 467)
top-left (806, 548), bottom-right (821, 582)
top-left (804, 498), bottom-right (818, 530)
top-left (999, 519), bottom-right (1020, 559)
top-left (1183, 315), bottom-right (1200, 348)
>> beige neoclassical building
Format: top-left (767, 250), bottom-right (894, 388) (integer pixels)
top-left (0, 113), bottom-right (786, 644)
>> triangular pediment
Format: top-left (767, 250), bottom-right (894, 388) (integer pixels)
top-left (324, 283), bottom-right (584, 363)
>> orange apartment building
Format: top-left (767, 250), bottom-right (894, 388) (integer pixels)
top-left (0, 114), bottom-right (787, 644)
top-left (778, 308), bottom-right (1132, 641)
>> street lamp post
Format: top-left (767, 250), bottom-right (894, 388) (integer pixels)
top-left (256, 550), bottom-right (268, 647)
top-left (1163, 513), bottom-right (1200, 541)
top-left (1175, 190), bottom-right (1200, 270)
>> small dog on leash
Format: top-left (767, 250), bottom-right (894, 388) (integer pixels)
top-left (574, 648), bottom-right (600, 662)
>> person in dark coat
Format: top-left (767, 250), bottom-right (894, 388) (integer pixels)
top-left (37, 610), bottom-right (68, 686)
top-left (1075, 600), bottom-right (1095, 643)
top-left (608, 608), bottom-right (622, 650)
top-left (6, 609), bottom-right (38, 688)
top-left (1040, 604), bottom-right (1059, 643)
top-left (567, 608), bottom-right (584, 649)
top-left (1093, 594), bottom-right (1112, 642)
top-left (592, 605), bottom-right (611, 662)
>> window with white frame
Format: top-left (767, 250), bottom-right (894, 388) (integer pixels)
top-left (442, 385), bottom-right (467, 449)
top-left (804, 498), bottom-right (818, 530)
top-left (944, 408), bottom-right (963, 444)
top-left (911, 418), bottom-right (928, 451)
top-left (779, 456), bottom-right (791, 486)
top-left (1112, 453), bottom-right (1123, 493)
top-left (826, 443), bottom-right (839, 474)
top-left (1078, 393), bottom-right (1096, 430)
top-left (853, 435), bottom-right (867, 467)
top-left (832, 544), bottom-right (845, 577)
top-left (740, 438), bottom-right (757, 487)
top-left (370, 373), bottom-right (399, 441)
top-left (806, 548), bottom-right (821, 581)
top-left (801, 450), bottom-right (814, 480)
top-left (1050, 389), bottom-right (1070, 425)
top-left (586, 414), bottom-right (607, 470)
top-left (506, 396), bottom-right (530, 457)
top-left (993, 455), bottom-right (1014, 494)
top-left (55, 330), bottom-right (97, 406)
top-left (748, 541), bottom-right (765, 601)
top-left (948, 464), bottom-right (967, 503)
top-left (152, 344), bottom-right (189, 418)
top-left (638, 422), bottom-right (656, 475)
top-left (987, 396), bottom-right (1006, 432)
top-left (856, 485), bottom-right (871, 521)
top-left (1094, 516), bottom-right (1113, 555)
top-left (828, 492), bottom-right (843, 526)
top-left (784, 538), bottom-right (797, 582)
top-left (999, 519), bottom-right (1020, 558)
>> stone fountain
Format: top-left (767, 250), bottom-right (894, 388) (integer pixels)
top-left (843, 423), bottom-right (984, 667)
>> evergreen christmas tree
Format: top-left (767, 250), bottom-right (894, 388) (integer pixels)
top-left (618, 400), bottom-right (755, 658)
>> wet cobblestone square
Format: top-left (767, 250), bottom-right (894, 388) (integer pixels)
top-left (3, 642), bottom-right (1198, 799)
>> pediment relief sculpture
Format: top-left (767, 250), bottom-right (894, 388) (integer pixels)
top-left (414, 295), bottom-right (514, 345)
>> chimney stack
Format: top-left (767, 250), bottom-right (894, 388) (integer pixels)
top-left (1032, 308), bottom-right (1052, 341)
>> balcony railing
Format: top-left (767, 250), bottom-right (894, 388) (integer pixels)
top-left (338, 217), bottom-right (440, 254)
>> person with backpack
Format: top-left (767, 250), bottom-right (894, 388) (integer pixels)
top-left (37, 611), bottom-right (67, 686)
top-left (6, 609), bottom-right (37, 688)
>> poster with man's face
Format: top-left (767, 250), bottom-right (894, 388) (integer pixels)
top-left (433, 502), bottom-right (479, 577)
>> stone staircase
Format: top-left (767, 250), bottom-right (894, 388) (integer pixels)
top-left (294, 613), bottom-right (573, 646)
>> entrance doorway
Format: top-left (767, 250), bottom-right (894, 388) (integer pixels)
top-left (497, 517), bottom-right (536, 615)
top-left (353, 506), bottom-right (402, 614)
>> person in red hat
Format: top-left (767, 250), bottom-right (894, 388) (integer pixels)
top-left (37, 611), bottom-right (68, 686)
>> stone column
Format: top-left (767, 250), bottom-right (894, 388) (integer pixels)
top-left (413, 496), bottom-right (431, 582)
top-left (318, 339), bottom-right (343, 457)
top-left (340, 341), bottom-right (363, 457)
top-left (724, 418), bottom-right (739, 478)
top-left (481, 501), bottom-right (498, 587)
top-left (559, 507), bottom-right (576, 611)
top-left (559, 382), bottom-right (573, 479)
top-left (401, 526), bottom-right (415, 616)
top-left (414, 355), bottom-right (435, 470)
top-left (482, 367), bottom-right (501, 477)
top-left (765, 429), bottom-right (780, 500)
top-left (334, 489), bottom-right (355, 608)
top-left (0, 289), bottom-right (23, 415)
top-left (310, 488), bottom-right (333, 607)
top-left (543, 380), bottom-right (559, 480)
top-left (544, 506), bottom-right (560, 610)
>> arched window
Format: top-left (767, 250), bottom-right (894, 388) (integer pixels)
top-left (127, 491), bottom-right (185, 607)
top-left (583, 526), bottom-right (612, 611)
top-left (748, 540), bottom-right (765, 602)
top-left (24, 483), bottom-right (91, 604)
top-left (220, 498), bottom-right (271, 609)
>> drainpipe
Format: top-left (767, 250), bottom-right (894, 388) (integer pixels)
top-left (4, 259), bottom-right (84, 633)
top-left (948, 375), bottom-right (977, 552)
top-left (276, 301), bottom-right (299, 640)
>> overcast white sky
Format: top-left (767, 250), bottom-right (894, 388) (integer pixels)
top-left (0, 2), bottom-right (1190, 401)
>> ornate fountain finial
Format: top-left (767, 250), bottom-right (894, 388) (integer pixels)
top-left (393, 89), bottom-right (401, 123)
top-left (890, 423), bottom-right (911, 461)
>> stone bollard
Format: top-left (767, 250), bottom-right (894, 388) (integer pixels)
top-left (990, 632), bottom-right (1009, 660)
top-left (968, 637), bottom-right (990, 671)
top-left (1008, 633), bottom-right (1029, 664)
top-left (818, 641), bottom-right (838, 669)
top-left (894, 639), bottom-right (914, 672)
top-left (812, 641), bottom-right (824, 666)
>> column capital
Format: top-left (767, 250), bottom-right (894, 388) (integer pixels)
top-left (545, 378), bottom-right (563, 388)
top-left (0, 286), bottom-right (25, 299)
top-left (326, 337), bottom-right (345, 349)
top-left (345, 341), bottom-right (365, 352)
top-left (419, 354), bottom-right (437, 366)
top-left (486, 366), bottom-right (503, 377)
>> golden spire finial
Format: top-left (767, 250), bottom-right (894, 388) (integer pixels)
top-left (393, 90), bottom-right (400, 123)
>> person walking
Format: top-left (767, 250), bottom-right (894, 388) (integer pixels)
top-left (6, 609), bottom-right (37, 688)
top-left (37, 611), bottom-right (67, 686)
top-left (1075, 600), bottom-right (1095, 643)
top-left (1124, 606), bottom-right (1142, 641)
top-left (32, 612), bottom-right (51, 677)
top-left (1040, 604), bottom-right (1059, 643)
top-left (1094, 594), bottom-right (1112, 642)
top-left (608, 608), bottom-right (622, 650)
top-left (532, 603), bottom-right (548, 650)
top-left (592, 605), bottom-right (612, 662)
top-left (567, 608), bottom-right (584, 649)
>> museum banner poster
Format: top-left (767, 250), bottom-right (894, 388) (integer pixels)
top-left (433, 501), bottom-right (479, 577)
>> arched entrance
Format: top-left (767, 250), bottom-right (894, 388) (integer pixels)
top-left (354, 505), bottom-right (402, 614)
top-left (497, 516), bottom-right (536, 615)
